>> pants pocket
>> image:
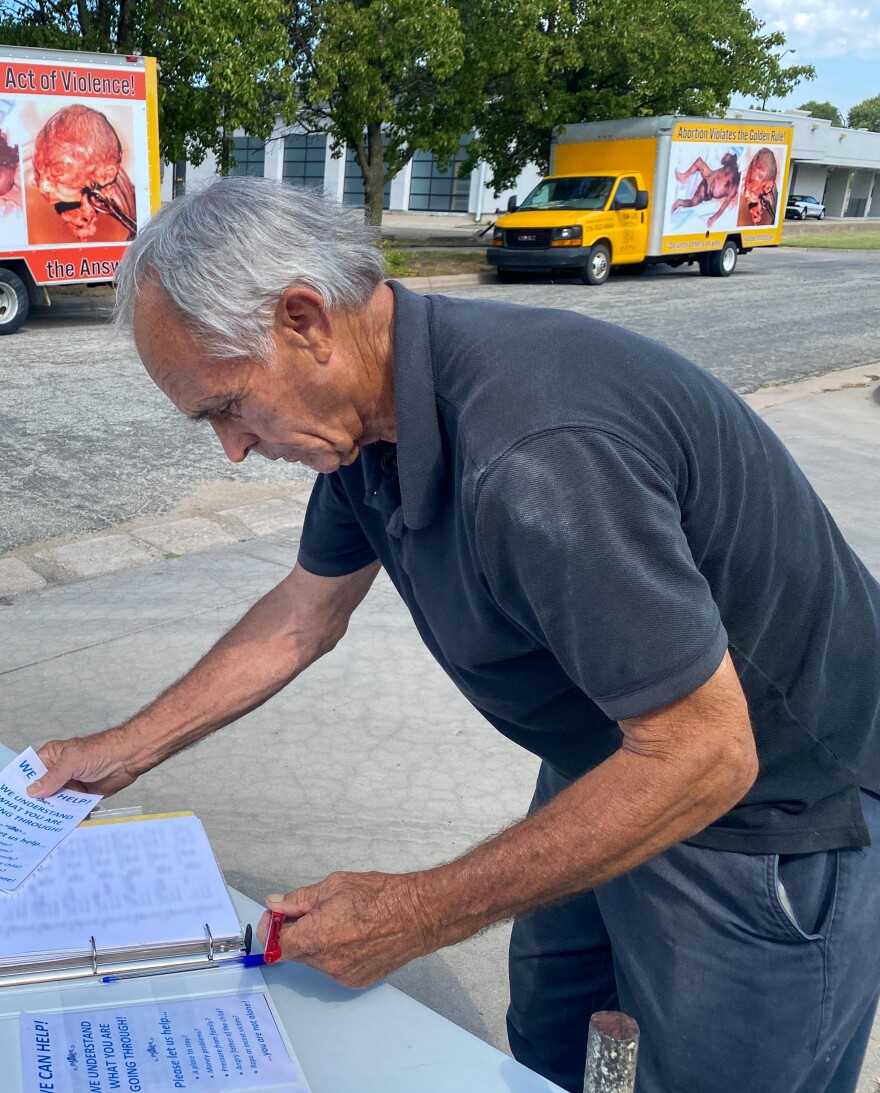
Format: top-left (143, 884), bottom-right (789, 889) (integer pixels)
top-left (772, 850), bottom-right (839, 941)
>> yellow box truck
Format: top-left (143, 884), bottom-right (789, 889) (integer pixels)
top-left (487, 115), bottom-right (793, 285)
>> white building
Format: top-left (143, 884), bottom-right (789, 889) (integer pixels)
top-left (160, 126), bottom-right (542, 220)
top-left (161, 109), bottom-right (880, 220)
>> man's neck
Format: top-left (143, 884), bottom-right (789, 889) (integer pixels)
top-left (335, 281), bottom-right (398, 445)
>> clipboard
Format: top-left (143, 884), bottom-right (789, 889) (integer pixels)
top-left (0, 810), bottom-right (248, 990)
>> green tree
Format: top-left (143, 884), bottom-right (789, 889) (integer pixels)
top-left (0, 0), bottom-right (296, 172)
top-left (287, 0), bottom-right (474, 225)
top-left (797, 100), bottom-right (843, 126)
top-left (848, 94), bottom-right (880, 132)
top-left (456, 0), bottom-right (815, 192)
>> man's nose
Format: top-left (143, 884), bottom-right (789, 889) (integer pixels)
top-left (210, 419), bottom-right (256, 463)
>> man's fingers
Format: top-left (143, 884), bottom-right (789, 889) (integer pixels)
top-left (255, 910), bottom-right (272, 948)
top-left (266, 889), bottom-right (316, 917)
top-left (27, 759), bottom-right (76, 798)
top-left (255, 890), bottom-right (313, 952)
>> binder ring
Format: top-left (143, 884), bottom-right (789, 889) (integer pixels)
top-left (89, 936), bottom-right (98, 975)
top-left (204, 923), bottom-right (214, 963)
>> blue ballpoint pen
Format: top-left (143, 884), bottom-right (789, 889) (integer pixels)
top-left (102, 952), bottom-right (266, 983)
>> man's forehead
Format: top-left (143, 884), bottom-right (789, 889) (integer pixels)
top-left (133, 282), bottom-right (205, 394)
top-left (133, 280), bottom-right (192, 356)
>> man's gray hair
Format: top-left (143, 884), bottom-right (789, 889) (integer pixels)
top-left (114, 177), bottom-right (386, 360)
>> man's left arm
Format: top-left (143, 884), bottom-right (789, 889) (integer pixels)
top-left (258, 650), bottom-right (757, 986)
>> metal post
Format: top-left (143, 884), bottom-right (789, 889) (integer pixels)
top-left (474, 157), bottom-right (488, 223)
top-left (584, 1011), bottom-right (640, 1093)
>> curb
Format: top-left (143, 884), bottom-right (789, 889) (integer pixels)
top-left (742, 362), bottom-right (880, 411)
top-left (397, 273), bottom-right (495, 291)
top-left (0, 485), bottom-right (313, 602)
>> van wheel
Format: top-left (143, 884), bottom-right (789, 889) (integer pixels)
top-left (0, 269), bottom-right (29, 335)
top-left (708, 240), bottom-right (738, 277)
top-left (580, 244), bottom-right (610, 286)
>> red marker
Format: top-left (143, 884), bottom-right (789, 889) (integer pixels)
top-left (264, 911), bottom-right (284, 964)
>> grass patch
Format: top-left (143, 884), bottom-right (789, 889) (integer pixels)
top-left (782, 232), bottom-right (880, 250)
top-left (381, 239), bottom-right (416, 277)
top-left (384, 247), bottom-right (490, 278)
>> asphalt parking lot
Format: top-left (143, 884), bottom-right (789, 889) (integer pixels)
top-left (0, 246), bottom-right (877, 556)
top-left (450, 246), bottom-right (880, 392)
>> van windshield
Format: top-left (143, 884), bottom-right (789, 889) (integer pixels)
top-left (517, 176), bottom-right (614, 211)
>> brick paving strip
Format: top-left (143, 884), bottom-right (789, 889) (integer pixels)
top-left (0, 487), bottom-right (313, 600)
top-left (1, 361), bottom-right (878, 602)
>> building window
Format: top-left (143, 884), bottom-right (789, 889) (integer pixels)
top-left (172, 158), bottom-right (187, 198)
top-left (409, 134), bottom-right (472, 212)
top-left (283, 134), bottom-right (327, 189)
top-left (228, 137), bottom-right (265, 178)
top-left (343, 144), bottom-right (392, 209)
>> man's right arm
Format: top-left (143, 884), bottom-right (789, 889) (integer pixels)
top-left (29, 560), bottom-right (381, 798)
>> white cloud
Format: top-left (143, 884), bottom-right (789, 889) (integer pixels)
top-left (750, 0), bottom-right (880, 58)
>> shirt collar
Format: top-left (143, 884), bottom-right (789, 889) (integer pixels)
top-left (388, 280), bottom-right (447, 530)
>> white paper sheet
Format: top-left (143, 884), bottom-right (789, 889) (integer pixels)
top-left (0, 814), bottom-right (241, 961)
top-left (20, 992), bottom-right (309, 1093)
top-left (0, 748), bottom-right (101, 893)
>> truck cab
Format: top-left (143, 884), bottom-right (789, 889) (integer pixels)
top-left (487, 172), bottom-right (650, 285)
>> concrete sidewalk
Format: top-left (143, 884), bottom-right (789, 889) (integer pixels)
top-left (1, 365), bottom-right (879, 1089)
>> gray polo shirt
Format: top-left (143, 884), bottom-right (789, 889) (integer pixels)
top-left (298, 282), bottom-right (880, 854)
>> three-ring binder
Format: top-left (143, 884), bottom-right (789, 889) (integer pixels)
top-left (0, 919), bottom-right (247, 989)
top-left (0, 811), bottom-right (247, 990)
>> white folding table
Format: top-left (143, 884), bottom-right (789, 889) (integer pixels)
top-left (0, 742), bottom-right (563, 1092)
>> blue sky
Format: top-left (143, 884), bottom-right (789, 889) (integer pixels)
top-left (729, 0), bottom-right (880, 118)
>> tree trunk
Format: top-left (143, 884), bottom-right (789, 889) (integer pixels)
top-left (117, 0), bottom-right (136, 52)
top-left (361, 121), bottom-right (385, 227)
top-left (75, 0), bottom-right (91, 37)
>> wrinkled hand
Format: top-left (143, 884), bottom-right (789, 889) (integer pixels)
top-left (28, 729), bottom-right (142, 798)
top-left (255, 871), bottom-right (438, 989)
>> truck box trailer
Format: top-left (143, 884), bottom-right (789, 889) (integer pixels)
top-left (0, 45), bottom-right (160, 333)
top-left (488, 115), bottom-right (794, 285)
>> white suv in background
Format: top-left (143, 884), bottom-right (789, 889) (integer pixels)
top-left (786, 194), bottom-right (826, 220)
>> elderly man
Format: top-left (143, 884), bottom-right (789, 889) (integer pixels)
top-left (30, 178), bottom-right (880, 1093)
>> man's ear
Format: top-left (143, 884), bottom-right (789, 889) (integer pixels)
top-left (276, 287), bottom-right (333, 363)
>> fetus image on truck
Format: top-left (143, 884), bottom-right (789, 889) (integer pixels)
top-left (671, 150), bottom-right (741, 227)
top-left (737, 147), bottom-right (779, 227)
top-left (30, 104), bottom-right (136, 242)
top-left (0, 99), bottom-right (26, 247)
top-left (0, 128), bottom-right (21, 201)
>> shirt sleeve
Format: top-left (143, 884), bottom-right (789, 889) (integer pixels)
top-left (475, 428), bottom-right (728, 721)
top-left (297, 472), bottom-right (379, 577)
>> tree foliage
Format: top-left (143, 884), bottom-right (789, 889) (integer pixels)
top-left (455, 0), bottom-right (814, 192)
top-left (1, 0), bottom-right (815, 217)
top-left (848, 94), bottom-right (880, 132)
top-left (797, 100), bottom-right (843, 126)
top-left (288, 0), bottom-right (475, 224)
top-left (0, 0), bottom-right (296, 171)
